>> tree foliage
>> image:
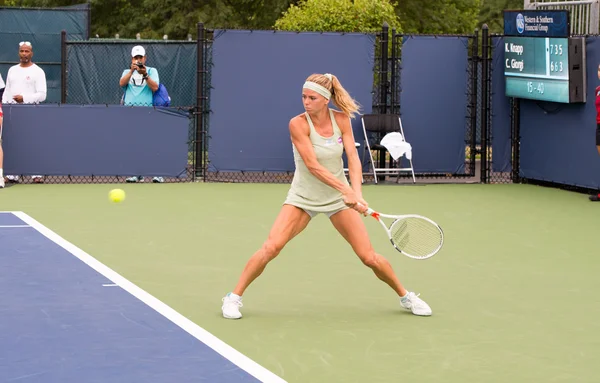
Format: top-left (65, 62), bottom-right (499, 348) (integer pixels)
top-left (396, 0), bottom-right (481, 34)
top-left (137, 0), bottom-right (301, 39)
top-left (0, 0), bottom-right (300, 39)
top-left (0, 0), bottom-right (530, 38)
top-left (274, 0), bottom-right (400, 33)
top-left (478, 0), bottom-right (523, 34)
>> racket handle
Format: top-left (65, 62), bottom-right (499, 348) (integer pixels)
top-left (357, 203), bottom-right (375, 216)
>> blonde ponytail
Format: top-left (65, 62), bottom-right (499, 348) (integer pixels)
top-left (304, 73), bottom-right (361, 118)
top-left (330, 74), bottom-right (361, 119)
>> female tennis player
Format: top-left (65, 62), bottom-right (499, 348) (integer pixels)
top-left (222, 73), bottom-right (431, 318)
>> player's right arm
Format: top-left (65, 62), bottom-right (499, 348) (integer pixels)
top-left (289, 116), bottom-right (360, 207)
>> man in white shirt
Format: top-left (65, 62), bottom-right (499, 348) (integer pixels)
top-left (2, 41), bottom-right (47, 184)
top-left (2, 42), bottom-right (46, 105)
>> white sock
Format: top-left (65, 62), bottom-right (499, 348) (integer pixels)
top-left (0, 169), bottom-right (3, 178)
top-left (228, 292), bottom-right (241, 300)
top-left (400, 292), bottom-right (409, 301)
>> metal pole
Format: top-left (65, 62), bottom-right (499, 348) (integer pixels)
top-left (511, 98), bottom-right (521, 183)
top-left (480, 24), bottom-right (489, 183)
top-left (61, 30), bottom-right (67, 104)
top-left (470, 28), bottom-right (479, 176)
top-left (390, 28), bottom-right (396, 115)
top-left (378, 23), bottom-right (389, 174)
top-left (380, 22), bottom-right (389, 115)
top-left (87, 1), bottom-right (92, 39)
top-left (592, 0), bottom-right (599, 34)
top-left (195, 22), bottom-right (204, 180)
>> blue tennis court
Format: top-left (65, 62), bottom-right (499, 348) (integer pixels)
top-left (0, 211), bottom-right (285, 383)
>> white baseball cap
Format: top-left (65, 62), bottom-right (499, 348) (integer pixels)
top-left (131, 45), bottom-right (145, 57)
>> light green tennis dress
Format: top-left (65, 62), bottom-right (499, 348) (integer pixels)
top-left (284, 109), bottom-right (350, 218)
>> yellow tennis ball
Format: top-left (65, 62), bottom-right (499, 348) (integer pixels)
top-left (108, 188), bottom-right (126, 203)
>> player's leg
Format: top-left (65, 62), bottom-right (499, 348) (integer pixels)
top-left (329, 208), bottom-right (432, 316)
top-left (232, 204), bottom-right (311, 295)
top-left (329, 208), bottom-right (406, 295)
top-left (222, 204), bottom-right (311, 318)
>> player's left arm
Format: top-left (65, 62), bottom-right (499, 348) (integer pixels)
top-left (334, 110), bottom-right (366, 204)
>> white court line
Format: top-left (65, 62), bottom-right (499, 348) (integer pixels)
top-left (11, 211), bottom-right (287, 383)
top-left (0, 211), bottom-right (30, 228)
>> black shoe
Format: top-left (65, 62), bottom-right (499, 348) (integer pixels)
top-left (589, 194), bottom-right (600, 201)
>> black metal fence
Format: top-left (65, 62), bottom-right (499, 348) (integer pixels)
top-left (2, 22), bottom-right (523, 186)
top-left (370, 24), bottom-right (518, 185)
top-left (3, 27), bottom-right (207, 186)
top-left (486, 29), bottom-right (515, 185)
top-left (196, 23), bottom-right (213, 181)
top-left (197, 25), bottom-right (510, 186)
top-left (373, 30), bottom-right (483, 184)
top-left (0, 4), bottom-right (90, 104)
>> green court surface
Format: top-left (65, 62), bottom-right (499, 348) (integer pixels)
top-left (1, 182), bottom-right (599, 382)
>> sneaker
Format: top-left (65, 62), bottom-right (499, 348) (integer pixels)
top-left (126, 176), bottom-right (144, 183)
top-left (400, 292), bottom-right (432, 316)
top-left (222, 293), bottom-right (243, 319)
top-left (152, 177), bottom-right (164, 183)
top-left (590, 194), bottom-right (600, 201)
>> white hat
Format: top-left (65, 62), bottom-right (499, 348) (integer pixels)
top-left (131, 45), bottom-right (145, 57)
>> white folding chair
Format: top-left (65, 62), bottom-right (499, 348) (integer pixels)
top-left (361, 114), bottom-right (416, 184)
top-left (344, 142), bottom-right (364, 183)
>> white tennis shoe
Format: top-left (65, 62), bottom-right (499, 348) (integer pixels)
top-left (222, 293), bottom-right (243, 319)
top-left (400, 292), bottom-right (432, 316)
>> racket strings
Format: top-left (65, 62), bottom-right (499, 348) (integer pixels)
top-left (390, 217), bottom-right (442, 258)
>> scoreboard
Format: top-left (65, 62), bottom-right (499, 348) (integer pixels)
top-left (504, 37), bottom-right (570, 103)
top-left (503, 10), bottom-right (586, 104)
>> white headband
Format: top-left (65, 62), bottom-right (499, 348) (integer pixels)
top-left (303, 81), bottom-right (331, 100)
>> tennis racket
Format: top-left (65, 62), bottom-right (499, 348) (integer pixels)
top-left (364, 207), bottom-right (444, 260)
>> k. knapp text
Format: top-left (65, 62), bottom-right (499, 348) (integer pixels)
top-left (505, 42), bottom-right (525, 72)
